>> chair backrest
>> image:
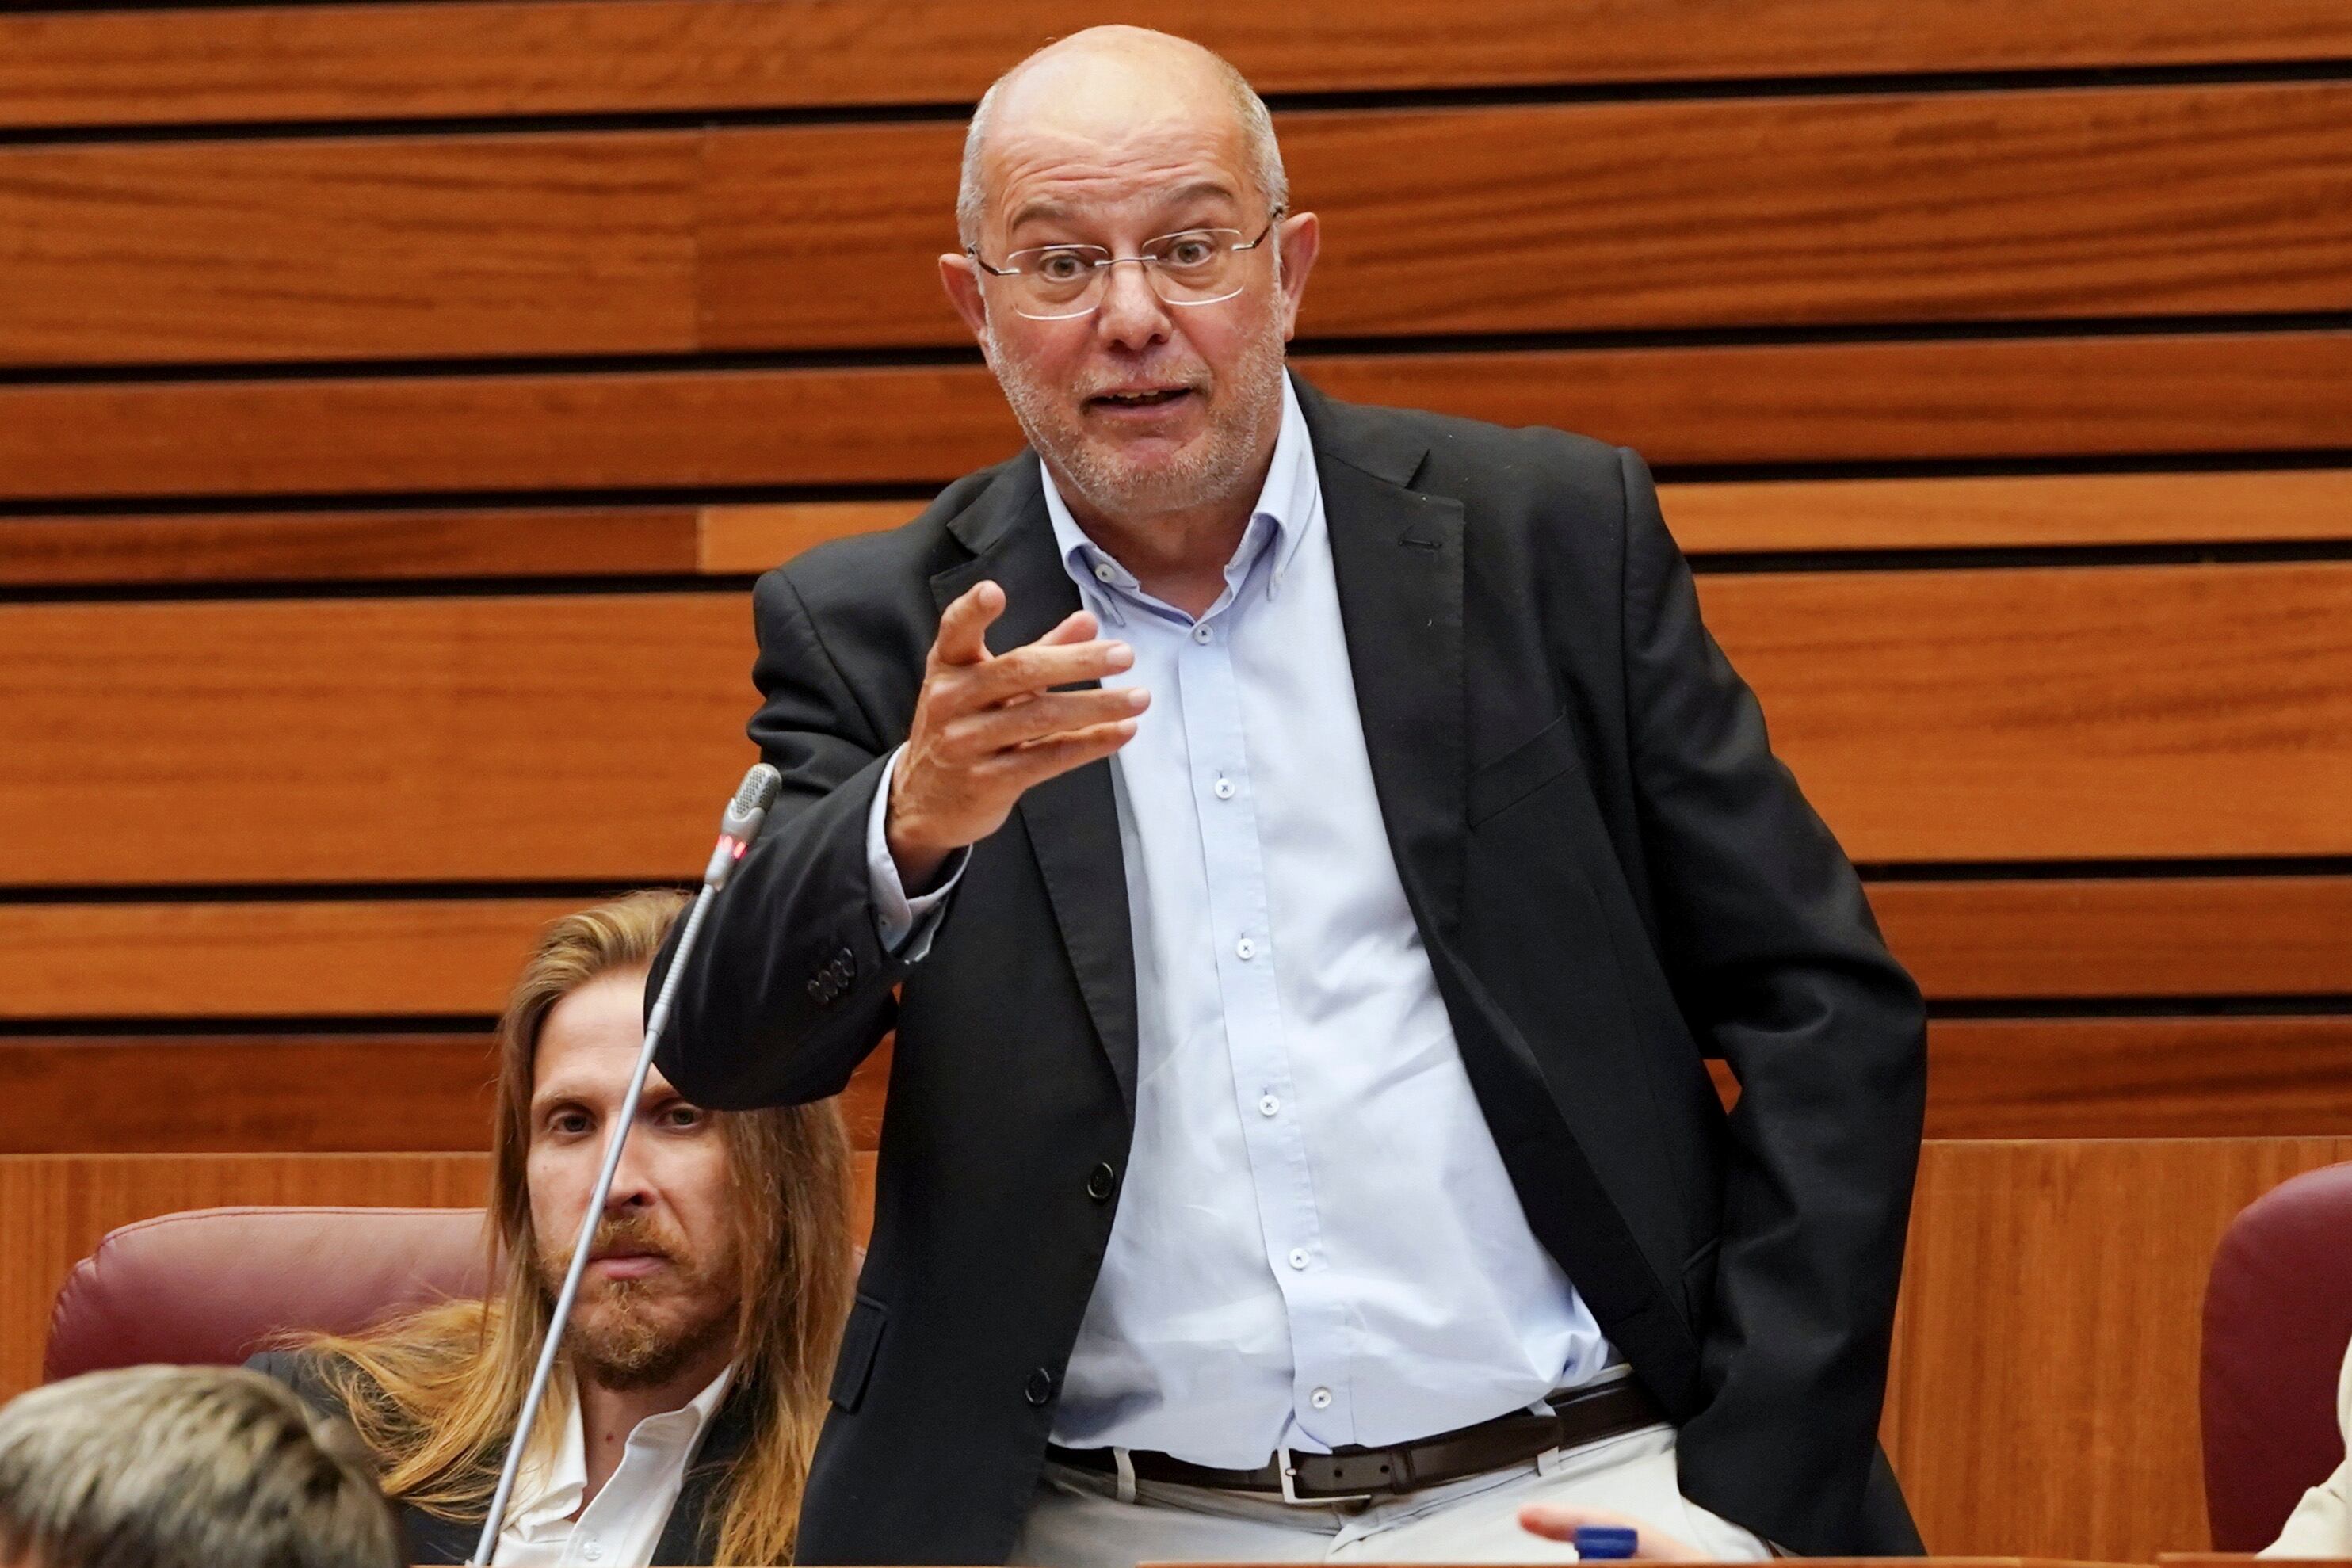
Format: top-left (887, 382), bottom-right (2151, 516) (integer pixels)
top-left (2201, 1160), bottom-right (2352, 1549)
top-left (45, 1206), bottom-right (490, 1383)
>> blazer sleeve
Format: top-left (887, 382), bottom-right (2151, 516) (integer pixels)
top-left (1610, 446), bottom-right (1929, 1541)
top-left (650, 567), bottom-right (917, 1110)
top-left (245, 1348), bottom-right (343, 1420)
top-left (2264, 1341), bottom-right (2352, 1557)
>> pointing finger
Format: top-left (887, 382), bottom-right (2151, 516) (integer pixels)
top-left (931, 581), bottom-right (1004, 670)
top-left (1032, 608), bottom-right (1100, 647)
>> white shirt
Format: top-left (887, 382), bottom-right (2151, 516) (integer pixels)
top-left (869, 374), bottom-right (1609, 1467)
top-left (491, 1361), bottom-right (733, 1567)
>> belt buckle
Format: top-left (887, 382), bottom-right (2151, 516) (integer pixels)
top-left (1277, 1445), bottom-right (1373, 1507)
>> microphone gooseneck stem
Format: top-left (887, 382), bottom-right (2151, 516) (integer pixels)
top-left (467, 884), bottom-right (720, 1566)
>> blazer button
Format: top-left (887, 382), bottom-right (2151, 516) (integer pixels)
top-left (1085, 1163), bottom-right (1117, 1201)
top-left (1023, 1368), bottom-right (1054, 1406)
top-left (805, 979), bottom-right (824, 1002)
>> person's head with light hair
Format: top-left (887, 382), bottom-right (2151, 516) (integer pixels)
top-left (0, 1364), bottom-right (401, 1568)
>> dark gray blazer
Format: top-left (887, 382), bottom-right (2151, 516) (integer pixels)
top-left (249, 1349), bottom-right (752, 1565)
top-left (651, 374), bottom-right (1930, 1562)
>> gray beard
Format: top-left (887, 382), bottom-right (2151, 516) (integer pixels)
top-left (985, 322), bottom-right (1289, 525)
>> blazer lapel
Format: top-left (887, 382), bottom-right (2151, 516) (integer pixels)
top-left (1297, 380), bottom-right (1468, 934)
top-left (652, 1387), bottom-right (757, 1566)
top-left (397, 1501), bottom-right (479, 1565)
top-left (931, 459), bottom-right (1140, 1116)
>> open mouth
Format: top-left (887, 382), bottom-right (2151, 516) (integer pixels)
top-left (1088, 387), bottom-right (1195, 411)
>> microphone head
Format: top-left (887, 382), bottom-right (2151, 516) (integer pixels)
top-left (720, 762), bottom-right (783, 841)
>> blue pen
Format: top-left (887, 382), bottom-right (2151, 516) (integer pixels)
top-left (1574, 1524), bottom-right (1640, 1559)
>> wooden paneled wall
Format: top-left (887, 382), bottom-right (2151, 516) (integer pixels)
top-left (3, 4), bottom-right (2349, 1562)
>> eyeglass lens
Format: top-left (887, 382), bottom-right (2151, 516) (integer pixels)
top-left (1002, 230), bottom-right (1254, 319)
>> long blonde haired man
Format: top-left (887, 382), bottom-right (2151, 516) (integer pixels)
top-left (254, 891), bottom-right (856, 1565)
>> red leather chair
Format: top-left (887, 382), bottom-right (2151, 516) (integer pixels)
top-left (2201, 1160), bottom-right (2352, 1549)
top-left (45, 1207), bottom-right (489, 1382)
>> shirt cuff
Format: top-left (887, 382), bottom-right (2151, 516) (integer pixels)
top-left (865, 746), bottom-right (965, 959)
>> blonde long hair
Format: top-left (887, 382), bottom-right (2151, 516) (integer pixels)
top-left (304, 891), bottom-right (853, 1564)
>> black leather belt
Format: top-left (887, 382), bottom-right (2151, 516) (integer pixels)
top-left (1048, 1375), bottom-right (1666, 1505)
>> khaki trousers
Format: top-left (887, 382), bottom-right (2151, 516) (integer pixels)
top-left (1008, 1421), bottom-right (1770, 1567)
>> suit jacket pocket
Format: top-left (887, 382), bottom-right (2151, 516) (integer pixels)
top-left (1468, 711), bottom-right (1582, 827)
top-left (829, 1293), bottom-right (888, 1411)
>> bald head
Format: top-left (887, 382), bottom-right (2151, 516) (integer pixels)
top-left (956, 27), bottom-right (1286, 250)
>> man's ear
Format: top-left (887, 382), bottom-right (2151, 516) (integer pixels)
top-left (940, 252), bottom-right (992, 350)
top-left (1273, 211), bottom-right (1321, 341)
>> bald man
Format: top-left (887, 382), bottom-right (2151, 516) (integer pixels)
top-left (657, 27), bottom-right (1926, 1566)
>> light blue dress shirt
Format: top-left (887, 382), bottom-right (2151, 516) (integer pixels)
top-left (868, 376), bottom-right (1609, 1467)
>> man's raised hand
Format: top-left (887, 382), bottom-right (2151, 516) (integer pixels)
top-left (885, 581), bottom-right (1147, 890)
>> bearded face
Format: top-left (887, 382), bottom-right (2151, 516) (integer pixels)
top-left (535, 1207), bottom-right (740, 1392)
top-left (524, 972), bottom-right (746, 1395)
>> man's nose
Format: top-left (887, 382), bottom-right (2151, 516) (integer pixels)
top-left (602, 1135), bottom-right (658, 1212)
top-left (1093, 259), bottom-right (1172, 350)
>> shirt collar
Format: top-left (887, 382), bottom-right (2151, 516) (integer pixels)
top-left (1040, 370), bottom-right (1318, 601)
top-left (505, 1359), bottom-right (738, 1539)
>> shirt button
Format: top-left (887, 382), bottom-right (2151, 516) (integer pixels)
top-left (1288, 1247), bottom-right (1309, 1270)
top-left (1191, 624), bottom-right (1213, 643)
top-left (1212, 776), bottom-right (1236, 800)
top-left (582, 1543), bottom-right (605, 1562)
top-left (1310, 1387), bottom-right (1334, 1410)
top-left (1024, 1368), bottom-right (1056, 1406)
top-left (1258, 1094), bottom-right (1280, 1117)
top-left (1235, 937), bottom-right (1257, 960)
top-left (1093, 563), bottom-right (1117, 583)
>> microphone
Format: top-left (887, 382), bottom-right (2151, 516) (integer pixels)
top-left (471, 761), bottom-right (784, 1566)
top-left (703, 763), bottom-right (781, 890)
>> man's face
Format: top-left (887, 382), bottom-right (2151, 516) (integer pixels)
top-left (526, 971), bottom-right (739, 1391)
top-left (941, 55), bottom-right (1319, 526)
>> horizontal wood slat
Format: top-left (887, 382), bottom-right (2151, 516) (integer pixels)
top-left (1701, 561), bottom-right (2352, 861)
top-left (7, 878), bottom-right (2348, 1020)
top-left (2, 1018), bottom-right (2341, 1152)
top-left (1917, 1018), bottom-right (2352, 1138)
top-left (0, 899), bottom-right (586, 1018)
top-left (701, 86), bottom-right (2352, 352)
top-left (4, 563), bottom-right (2347, 884)
top-left (0, 506), bottom-right (710, 587)
top-left (1654, 468), bottom-right (2352, 555)
top-left (0, 593), bottom-right (758, 884)
top-left (4, 334), bottom-right (2350, 502)
top-left (0, 134), bottom-right (699, 366)
top-left (1869, 876), bottom-right (2352, 999)
top-left (0, 1036), bottom-right (500, 1154)
top-left (0, 1148), bottom-right (879, 1401)
top-left (0, 1035), bottom-right (889, 1155)
top-left (10, 85), bottom-right (2352, 365)
top-left (8, 471), bottom-right (2350, 589)
top-left (8, 2), bottom-right (2352, 128)
top-left (1882, 1135), bottom-right (2352, 1558)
